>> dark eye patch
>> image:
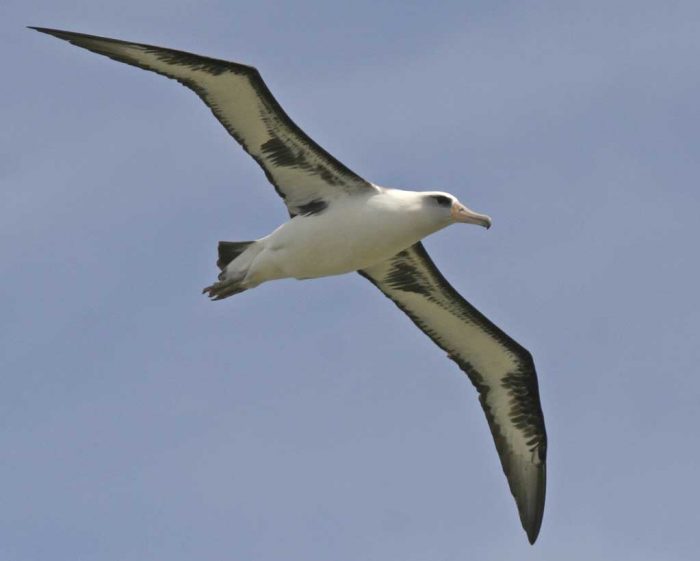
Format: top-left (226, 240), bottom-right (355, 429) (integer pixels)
top-left (431, 195), bottom-right (452, 207)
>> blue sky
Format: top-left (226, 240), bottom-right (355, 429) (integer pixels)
top-left (3, 1), bottom-right (700, 559)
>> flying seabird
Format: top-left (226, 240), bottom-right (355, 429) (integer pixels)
top-left (32, 27), bottom-right (548, 544)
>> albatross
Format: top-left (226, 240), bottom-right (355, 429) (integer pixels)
top-left (32, 27), bottom-right (548, 544)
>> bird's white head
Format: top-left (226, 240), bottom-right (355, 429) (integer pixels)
top-left (423, 192), bottom-right (492, 229)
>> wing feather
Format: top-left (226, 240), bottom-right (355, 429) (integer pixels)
top-left (360, 242), bottom-right (547, 544)
top-left (31, 27), bottom-right (375, 216)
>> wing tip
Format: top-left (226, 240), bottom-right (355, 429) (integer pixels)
top-left (28, 26), bottom-right (91, 45)
top-left (525, 509), bottom-right (544, 544)
top-left (519, 461), bottom-right (546, 544)
top-left (28, 26), bottom-right (65, 37)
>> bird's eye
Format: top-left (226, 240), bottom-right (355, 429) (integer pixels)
top-left (431, 195), bottom-right (452, 207)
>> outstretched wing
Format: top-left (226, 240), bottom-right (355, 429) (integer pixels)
top-left (360, 242), bottom-right (547, 544)
top-left (31, 27), bottom-right (376, 217)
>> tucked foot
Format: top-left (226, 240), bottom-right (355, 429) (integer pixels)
top-left (202, 276), bottom-right (248, 301)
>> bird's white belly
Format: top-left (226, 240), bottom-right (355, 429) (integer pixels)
top-left (252, 199), bottom-right (440, 282)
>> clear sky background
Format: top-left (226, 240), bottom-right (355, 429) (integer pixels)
top-left (3, 1), bottom-right (700, 559)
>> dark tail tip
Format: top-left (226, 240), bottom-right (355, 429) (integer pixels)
top-left (217, 240), bottom-right (254, 271)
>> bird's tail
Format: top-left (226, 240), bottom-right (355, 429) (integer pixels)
top-left (216, 240), bottom-right (255, 271)
top-left (203, 240), bottom-right (256, 301)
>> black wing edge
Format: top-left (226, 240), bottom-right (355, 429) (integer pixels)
top-left (359, 242), bottom-right (547, 544)
top-left (28, 26), bottom-right (369, 193)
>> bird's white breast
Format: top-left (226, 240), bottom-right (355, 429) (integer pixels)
top-left (252, 190), bottom-right (446, 282)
